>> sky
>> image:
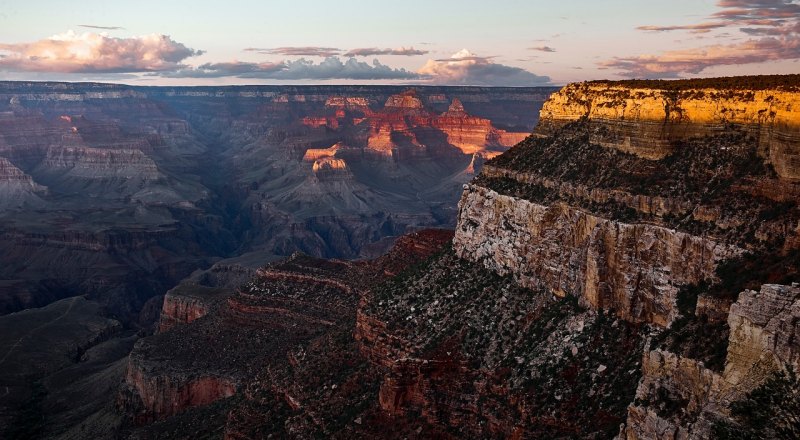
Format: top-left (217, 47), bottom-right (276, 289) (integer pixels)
top-left (0, 0), bottom-right (798, 86)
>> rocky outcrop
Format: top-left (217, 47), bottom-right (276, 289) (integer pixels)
top-left (39, 146), bottom-right (161, 180)
top-left (620, 284), bottom-right (800, 439)
top-left (536, 82), bottom-right (800, 180)
top-left (384, 90), bottom-right (426, 110)
top-left (433, 98), bottom-right (529, 154)
top-left (119, 346), bottom-right (237, 424)
top-left (116, 230), bottom-right (453, 437)
top-left (0, 157), bottom-right (47, 208)
top-left (365, 90), bottom-right (530, 157)
top-left (158, 284), bottom-right (230, 333)
top-left (725, 283), bottom-right (800, 382)
top-left (311, 157), bottom-right (353, 181)
top-left (454, 184), bottom-right (739, 327)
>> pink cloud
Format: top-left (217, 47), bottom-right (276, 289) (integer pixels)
top-left (0, 30), bottom-right (201, 73)
top-left (602, 0), bottom-right (800, 77)
top-left (600, 36), bottom-right (800, 77)
top-left (418, 49), bottom-right (550, 86)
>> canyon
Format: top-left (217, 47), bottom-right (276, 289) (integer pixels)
top-left (0, 82), bottom-right (552, 438)
top-left (0, 83), bottom-right (552, 320)
top-left (3, 75), bottom-right (800, 439)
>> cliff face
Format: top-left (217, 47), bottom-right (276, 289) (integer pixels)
top-left (443, 77), bottom-right (799, 438)
top-left (621, 283), bottom-right (800, 439)
top-left (454, 184), bottom-right (739, 327)
top-left (158, 284), bottom-right (229, 333)
top-left (536, 83), bottom-right (800, 180)
top-left (40, 146), bottom-right (160, 179)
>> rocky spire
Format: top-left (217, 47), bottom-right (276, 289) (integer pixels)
top-left (448, 98), bottom-right (466, 114)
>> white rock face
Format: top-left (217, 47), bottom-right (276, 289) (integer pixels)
top-left (453, 184), bottom-right (740, 327)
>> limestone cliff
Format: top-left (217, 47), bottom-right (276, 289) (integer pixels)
top-left (454, 184), bottom-right (739, 327)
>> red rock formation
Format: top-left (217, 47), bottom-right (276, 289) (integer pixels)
top-left (120, 360), bottom-right (237, 424)
top-left (365, 91), bottom-right (529, 157)
top-left (158, 284), bottom-right (230, 333)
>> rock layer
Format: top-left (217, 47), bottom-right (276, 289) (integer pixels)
top-left (536, 83), bottom-right (800, 180)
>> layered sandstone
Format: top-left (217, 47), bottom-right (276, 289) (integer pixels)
top-left (311, 157), bottom-right (352, 181)
top-left (536, 82), bottom-right (800, 180)
top-left (366, 90), bottom-right (530, 157)
top-left (301, 142), bottom-right (344, 162)
top-left (120, 346), bottom-right (237, 424)
top-left (433, 99), bottom-right (529, 154)
top-left (40, 146), bottom-right (161, 180)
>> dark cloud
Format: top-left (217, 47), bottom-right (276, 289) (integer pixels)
top-left (343, 47), bottom-right (428, 57)
top-left (418, 49), bottom-right (550, 86)
top-left (78, 24), bottom-right (124, 30)
top-left (0, 30), bottom-right (202, 73)
top-left (170, 57), bottom-right (421, 80)
top-left (433, 54), bottom-right (498, 62)
top-left (603, 0), bottom-right (800, 77)
top-left (244, 46), bottom-right (342, 57)
top-left (529, 46), bottom-right (557, 52)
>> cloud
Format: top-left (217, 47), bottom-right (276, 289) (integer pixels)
top-left (417, 49), bottom-right (550, 86)
top-left (0, 30), bottom-right (202, 73)
top-left (602, 0), bottom-right (800, 77)
top-left (529, 46), bottom-right (557, 52)
top-left (78, 24), bottom-right (124, 30)
top-left (244, 46), bottom-right (342, 57)
top-left (600, 37), bottom-right (800, 78)
top-left (343, 47), bottom-right (428, 57)
top-left (637, 22), bottom-right (729, 33)
top-left (170, 57), bottom-right (421, 80)
top-left (242, 46), bottom-right (429, 58)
